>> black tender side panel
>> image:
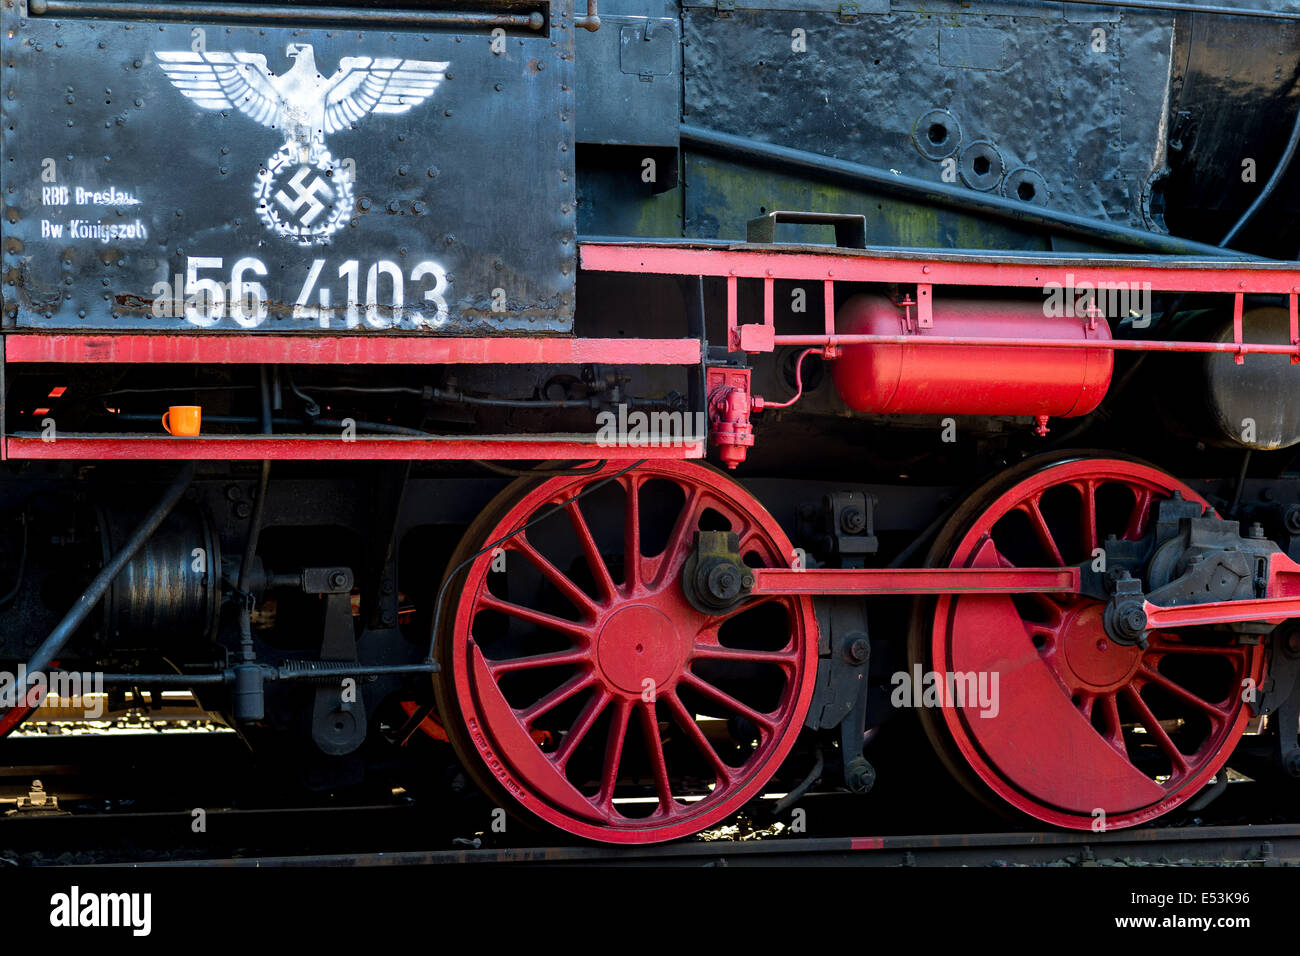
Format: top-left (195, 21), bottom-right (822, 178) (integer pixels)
top-left (2, 0), bottom-right (576, 334)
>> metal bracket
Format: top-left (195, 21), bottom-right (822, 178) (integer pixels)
top-left (837, 2), bottom-right (859, 22)
top-left (309, 569), bottom-right (368, 756)
top-left (6, 779), bottom-right (65, 815)
top-left (714, 0), bottom-right (735, 15)
top-left (746, 210), bottom-right (867, 248)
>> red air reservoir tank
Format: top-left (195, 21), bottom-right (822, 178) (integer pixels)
top-left (830, 294), bottom-right (1113, 417)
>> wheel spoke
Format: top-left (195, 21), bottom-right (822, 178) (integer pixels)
top-left (478, 593), bottom-right (594, 642)
top-left (1074, 691), bottom-right (1095, 719)
top-left (1122, 685), bottom-right (1191, 776)
top-left (1136, 665), bottom-right (1232, 721)
top-left (597, 697), bottom-right (632, 806)
top-left (1022, 496), bottom-right (1065, 565)
top-left (643, 486), bottom-right (703, 588)
top-left (550, 689), bottom-right (611, 770)
top-left (703, 595), bottom-right (780, 628)
top-left (487, 647), bottom-right (592, 675)
top-left (1096, 692), bottom-right (1125, 754)
top-left (1123, 487), bottom-right (1155, 540)
top-left (691, 642), bottom-right (798, 668)
top-left (1076, 479), bottom-right (1098, 554)
top-left (622, 474), bottom-right (641, 592)
top-left (566, 501), bottom-right (617, 602)
top-left (511, 533), bottom-right (601, 618)
top-left (1020, 591), bottom-right (1067, 627)
top-left (663, 690), bottom-right (732, 784)
top-left (681, 671), bottom-right (776, 732)
top-left (639, 699), bottom-right (677, 814)
top-left (518, 671), bottom-right (596, 726)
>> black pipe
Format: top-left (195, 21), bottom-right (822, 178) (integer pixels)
top-left (770, 747), bottom-right (823, 817)
top-left (25, 463), bottom-right (195, 680)
top-left (681, 125), bottom-right (1260, 259)
top-left (1220, 105), bottom-right (1300, 249)
top-left (1043, 0), bottom-right (1300, 21)
top-left (1185, 774), bottom-right (1231, 813)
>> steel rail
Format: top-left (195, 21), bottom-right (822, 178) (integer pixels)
top-left (109, 822), bottom-right (1300, 868)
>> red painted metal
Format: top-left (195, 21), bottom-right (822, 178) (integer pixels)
top-left (1, 333), bottom-right (701, 366)
top-left (757, 347), bottom-right (819, 410)
top-left (579, 243), bottom-right (1300, 362)
top-left (920, 458), bottom-right (1265, 831)
top-left (750, 566), bottom-right (1081, 595)
top-left (705, 366), bottom-right (755, 470)
top-left (831, 294), bottom-right (1113, 416)
top-left (6, 436), bottom-right (703, 461)
top-left (438, 460), bottom-right (818, 844)
top-left (0, 702), bottom-right (35, 738)
top-left (1143, 594), bottom-right (1300, 629)
top-left (580, 243), bottom-right (1300, 294)
top-left (778, 333), bottom-right (1300, 355)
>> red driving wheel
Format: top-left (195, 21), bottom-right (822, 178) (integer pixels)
top-left (0, 703), bottom-right (33, 738)
top-left (434, 461), bottom-right (818, 843)
top-left (912, 455), bottom-right (1265, 830)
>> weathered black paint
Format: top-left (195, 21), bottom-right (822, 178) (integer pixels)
top-left (2, 0), bottom-right (576, 333)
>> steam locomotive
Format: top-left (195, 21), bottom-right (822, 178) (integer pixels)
top-left (1, 0), bottom-right (1299, 843)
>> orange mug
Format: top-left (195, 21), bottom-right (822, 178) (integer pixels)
top-left (162, 405), bottom-right (202, 437)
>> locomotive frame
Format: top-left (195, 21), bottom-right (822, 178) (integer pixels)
top-left (1, 0), bottom-right (1299, 847)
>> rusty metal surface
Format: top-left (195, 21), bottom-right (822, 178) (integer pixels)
top-left (681, 4), bottom-right (1178, 236)
top-left (1, 0), bottom-right (576, 334)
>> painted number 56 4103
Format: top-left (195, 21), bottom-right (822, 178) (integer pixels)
top-left (180, 255), bottom-right (450, 330)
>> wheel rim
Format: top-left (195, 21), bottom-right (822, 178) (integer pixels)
top-left (0, 703), bottom-right (33, 738)
top-left (919, 457), bottom-right (1265, 830)
top-left (436, 461), bottom-right (818, 843)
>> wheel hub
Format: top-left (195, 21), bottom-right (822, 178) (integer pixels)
top-left (596, 604), bottom-right (680, 694)
top-left (1060, 602), bottom-right (1142, 691)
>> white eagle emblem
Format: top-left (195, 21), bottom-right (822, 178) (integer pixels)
top-left (156, 43), bottom-right (448, 243)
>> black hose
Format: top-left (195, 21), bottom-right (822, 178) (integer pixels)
top-left (25, 463), bottom-right (195, 680)
top-left (1185, 773), bottom-right (1230, 813)
top-left (770, 747), bottom-right (823, 817)
top-left (471, 459), bottom-right (608, 478)
top-left (1220, 103), bottom-right (1300, 249)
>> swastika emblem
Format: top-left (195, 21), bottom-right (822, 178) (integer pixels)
top-left (253, 144), bottom-right (354, 245)
top-left (277, 167), bottom-right (334, 226)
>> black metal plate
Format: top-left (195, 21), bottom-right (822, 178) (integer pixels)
top-left (2, 0), bottom-right (576, 334)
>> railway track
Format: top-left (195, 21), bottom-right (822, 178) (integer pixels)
top-left (102, 823), bottom-right (1297, 868)
top-left (6, 794), bottom-right (1296, 868)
